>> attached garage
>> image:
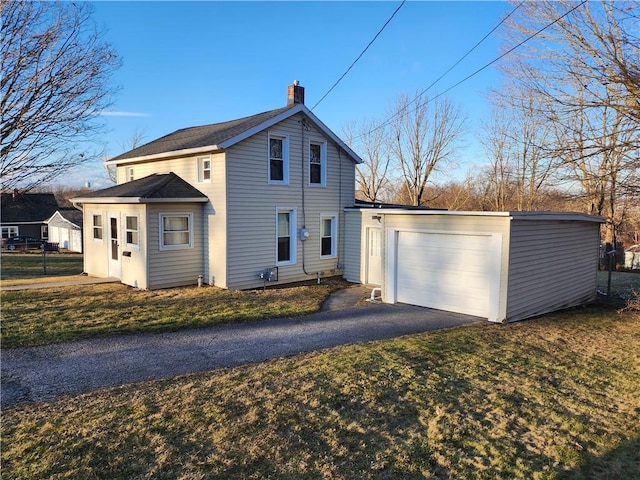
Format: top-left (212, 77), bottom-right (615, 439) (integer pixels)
top-left (344, 208), bottom-right (603, 323)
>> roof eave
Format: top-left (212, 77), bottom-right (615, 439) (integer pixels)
top-left (105, 145), bottom-right (223, 166)
top-left (71, 197), bottom-right (209, 205)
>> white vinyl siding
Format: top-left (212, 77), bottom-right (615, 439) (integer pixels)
top-left (506, 220), bottom-right (600, 322)
top-left (148, 204), bottom-right (203, 290)
top-left (225, 113), bottom-right (356, 289)
top-left (343, 210), bottom-right (364, 283)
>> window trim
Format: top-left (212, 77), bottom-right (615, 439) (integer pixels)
top-left (275, 207), bottom-right (297, 266)
top-left (197, 155), bottom-right (212, 183)
top-left (1, 226), bottom-right (19, 239)
top-left (320, 213), bottom-right (338, 258)
top-left (308, 140), bottom-right (327, 187)
top-left (125, 214), bottom-right (140, 248)
top-left (126, 167), bottom-right (134, 182)
top-left (159, 213), bottom-right (193, 251)
top-left (268, 133), bottom-right (289, 185)
top-left (92, 214), bottom-right (103, 242)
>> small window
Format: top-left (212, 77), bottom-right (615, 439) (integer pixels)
top-left (320, 214), bottom-right (337, 258)
top-left (309, 141), bottom-right (327, 186)
top-left (126, 167), bottom-right (134, 182)
top-left (92, 214), bottom-right (103, 240)
top-left (269, 134), bottom-right (289, 184)
top-left (125, 216), bottom-right (139, 246)
top-left (2, 226), bottom-right (19, 239)
top-left (41, 225), bottom-right (49, 240)
top-left (276, 208), bottom-right (296, 265)
top-left (198, 156), bottom-right (212, 183)
top-left (160, 213), bottom-right (193, 250)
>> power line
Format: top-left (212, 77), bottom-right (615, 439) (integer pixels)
top-left (358, 0), bottom-right (588, 141)
top-left (310, 0), bottom-right (406, 112)
top-left (384, 1), bottom-right (525, 130)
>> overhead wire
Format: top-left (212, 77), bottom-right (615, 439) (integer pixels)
top-left (358, 0), bottom-right (588, 140)
top-left (310, 0), bottom-right (406, 112)
top-left (381, 1), bottom-right (525, 132)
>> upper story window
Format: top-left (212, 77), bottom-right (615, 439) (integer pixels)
top-left (92, 214), bottom-right (103, 240)
top-left (269, 134), bottom-right (289, 184)
top-left (197, 156), bottom-right (212, 183)
top-left (309, 141), bottom-right (327, 186)
top-left (159, 213), bottom-right (193, 250)
top-left (126, 167), bottom-right (134, 182)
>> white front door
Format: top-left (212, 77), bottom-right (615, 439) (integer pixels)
top-left (366, 227), bottom-right (383, 285)
top-left (108, 214), bottom-right (121, 279)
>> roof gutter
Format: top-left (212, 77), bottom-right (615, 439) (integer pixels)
top-left (71, 197), bottom-right (209, 205)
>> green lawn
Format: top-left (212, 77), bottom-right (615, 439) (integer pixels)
top-left (0, 281), bottom-right (347, 348)
top-left (2, 308), bottom-right (639, 479)
top-left (0, 252), bottom-right (84, 283)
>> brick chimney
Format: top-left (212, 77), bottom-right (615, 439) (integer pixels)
top-left (287, 80), bottom-right (305, 106)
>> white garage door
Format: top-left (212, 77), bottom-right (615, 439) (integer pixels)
top-left (395, 231), bottom-right (495, 318)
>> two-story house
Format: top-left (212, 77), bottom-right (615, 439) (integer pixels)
top-left (72, 83), bottom-right (363, 290)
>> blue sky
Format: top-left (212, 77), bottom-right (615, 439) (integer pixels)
top-left (76, 1), bottom-right (512, 189)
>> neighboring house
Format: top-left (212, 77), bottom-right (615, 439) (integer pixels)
top-left (46, 209), bottom-right (84, 252)
top-left (0, 192), bottom-right (59, 240)
top-left (72, 83), bottom-right (363, 290)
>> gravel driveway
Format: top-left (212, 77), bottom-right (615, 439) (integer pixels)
top-left (1, 290), bottom-right (479, 408)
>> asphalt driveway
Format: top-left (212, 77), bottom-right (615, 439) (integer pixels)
top-left (1, 289), bottom-right (480, 408)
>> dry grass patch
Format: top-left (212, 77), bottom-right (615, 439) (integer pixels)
top-left (1, 280), bottom-right (345, 348)
top-left (2, 307), bottom-right (639, 479)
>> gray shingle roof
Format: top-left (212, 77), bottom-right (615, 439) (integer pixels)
top-left (72, 173), bottom-right (208, 202)
top-left (1, 193), bottom-right (59, 223)
top-left (111, 106), bottom-right (293, 161)
top-left (57, 208), bottom-right (84, 226)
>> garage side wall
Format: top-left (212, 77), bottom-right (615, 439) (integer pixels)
top-left (343, 210), bottom-right (363, 283)
top-left (506, 220), bottom-right (601, 322)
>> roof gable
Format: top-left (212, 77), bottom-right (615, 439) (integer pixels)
top-left (106, 104), bottom-right (363, 165)
top-left (71, 173), bottom-right (208, 204)
top-left (1, 193), bottom-right (59, 223)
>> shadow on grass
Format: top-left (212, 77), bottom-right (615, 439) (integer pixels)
top-left (556, 437), bottom-right (640, 480)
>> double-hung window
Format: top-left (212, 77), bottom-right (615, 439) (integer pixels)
top-left (309, 141), bottom-right (326, 186)
top-left (198, 156), bottom-right (212, 183)
top-left (125, 215), bottom-right (139, 247)
top-left (320, 214), bottom-right (337, 258)
top-left (269, 134), bottom-right (289, 184)
top-left (160, 213), bottom-right (193, 250)
top-left (126, 167), bottom-right (135, 182)
top-left (92, 214), bottom-right (103, 240)
top-left (276, 208), bottom-right (296, 265)
top-left (1, 226), bottom-right (18, 239)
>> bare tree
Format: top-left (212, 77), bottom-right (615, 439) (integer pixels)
top-left (494, 0), bottom-right (639, 240)
top-left (1, 1), bottom-right (120, 192)
top-left (105, 127), bottom-right (148, 183)
top-left (390, 92), bottom-right (466, 206)
top-left (343, 120), bottom-right (393, 203)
